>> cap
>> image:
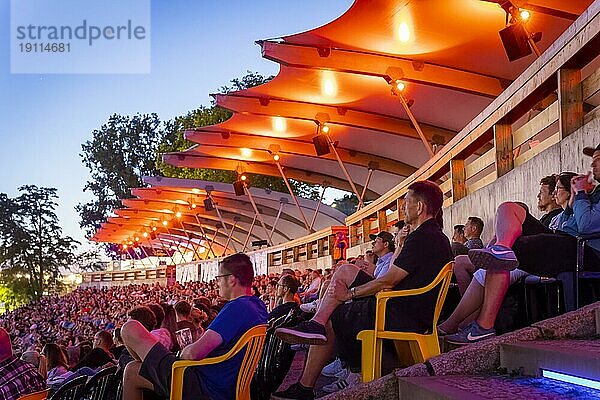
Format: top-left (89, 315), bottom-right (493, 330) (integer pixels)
top-left (583, 143), bottom-right (600, 157)
top-left (369, 231), bottom-right (395, 249)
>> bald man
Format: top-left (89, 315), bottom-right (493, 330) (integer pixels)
top-left (0, 328), bottom-right (46, 400)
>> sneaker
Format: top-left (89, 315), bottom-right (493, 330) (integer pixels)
top-left (444, 321), bottom-right (496, 345)
top-left (322, 370), bottom-right (361, 393)
top-left (272, 383), bottom-right (315, 400)
top-left (300, 299), bottom-right (319, 313)
top-left (468, 244), bottom-right (518, 271)
top-left (322, 357), bottom-right (344, 377)
top-left (275, 320), bottom-right (327, 345)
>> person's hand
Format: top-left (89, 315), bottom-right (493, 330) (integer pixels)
top-left (395, 225), bottom-right (411, 246)
top-left (571, 174), bottom-right (594, 194)
top-left (329, 280), bottom-right (351, 302)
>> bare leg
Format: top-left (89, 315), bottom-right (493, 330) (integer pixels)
top-left (438, 279), bottom-right (484, 334)
top-left (312, 265), bottom-right (360, 326)
top-left (454, 255), bottom-right (476, 296)
top-left (121, 320), bottom-right (158, 361)
top-left (299, 322), bottom-right (337, 388)
top-left (123, 361), bottom-right (154, 400)
top-left (494, 202), bottom-right (526, 248)
top-left (476, 270), bottom-right (510, 329)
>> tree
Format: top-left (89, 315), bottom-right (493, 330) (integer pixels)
top-left (77, 113), bottom-right (165, 239)
top-left (156, 72), bottom-right (321, 199)
top-left (331, 193), bottom-right (359, 216)
top-left (0, 186), bottom-right (79, 301)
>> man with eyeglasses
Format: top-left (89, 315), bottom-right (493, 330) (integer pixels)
top-left (120, 253), bottom-right (267, 400)
top-left (446, 143), bottom-right (600, 345)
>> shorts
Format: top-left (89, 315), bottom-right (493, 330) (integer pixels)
top-left (139, 343), bottom-right (208, 399)
top-left (473, 268), bottom-right (529, 286)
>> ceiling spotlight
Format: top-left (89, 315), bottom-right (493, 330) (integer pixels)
top-left (519, 9), bottom-right (530, 21)
top-left (175, 211), bottom-right (182, 219)
top-left (190, 203), bottom-right (197, 209)
top-left (123, 244), bottom-right (128, 249)
top-left (152, 226), bottom-right (157, 231)
top-left (128, 240), bottom-right (133, 245)
top-left (134, 236), bottom-right (140, 242)
top-left (395, 80), bottom-right (405, 92)
top-left (273, 154), bottom-right (280, 161)
top-left (162, 220), bottom-right (168, 226)
top-left (240, 174), bottom-right (247, 181)
top-left (142, 232), bottom-right (148, 238)
top-left (322, 125), bottom-right (330, 134)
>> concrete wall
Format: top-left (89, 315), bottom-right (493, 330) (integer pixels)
top-left (443, 110), bottom-right (600, 243)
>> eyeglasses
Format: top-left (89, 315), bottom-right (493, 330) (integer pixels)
top-left (215, 273), bottom-right (232, 279)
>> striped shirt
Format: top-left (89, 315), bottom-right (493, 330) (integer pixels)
top-left (0, 356), bottom-right (46, 400)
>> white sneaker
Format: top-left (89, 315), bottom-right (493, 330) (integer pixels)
top-left (321, 357), bottom-right (344, 377)
top-left (321, 371), bottom-right (361, 393)
top-left (300, 299), bottom-right (319, 313)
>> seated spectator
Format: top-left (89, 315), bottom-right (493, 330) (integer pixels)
top-left (43, 343), bottom-right (74, 391)
top-left (299, 270), bottom-right (322, 303)
top-left (537, 174), bottom-right (563, 226)
top-left (72, 330), bottom-right (115, 371)
top-left (274, 181), bottom-right (453, 398)
top-left (446, 144), bottom-right (600, 344)
top-left (0, 328), bottom-right (46, 399)
top-left (190, 307), bottom-right (207, 337)
top-left (452, 224), bottom-right (466, 246)
top-left (452, 217), bottom-right (485, 256)
top-left (147, 303), bottom-right (176, 352)
top-left (111, 327), bottom-right (126, 360)
top-left (269, 275), bottom-right (301, 321)
top-left (121, 253), bottom-right (267, 400)
top-left (175, 300), bottom-right (200, 342)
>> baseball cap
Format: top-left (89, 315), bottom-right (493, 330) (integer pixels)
top-left (583, 143), bottom-right (600, 157)
top-left (369, 231), bottom-right (395, 248)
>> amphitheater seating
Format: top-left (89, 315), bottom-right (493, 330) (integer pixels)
top-left (170, 324), bottom-right (267, 400)
top-left (18, 389), bottom-right (50, 400)
top-left (48, 375), bottom-right (87, 400)
top-left (82, 366), bottom-right (118, 400)
top-left (357, 262), bottom-right (454, 382)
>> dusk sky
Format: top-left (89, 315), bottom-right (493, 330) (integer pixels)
top-left (0, 0), bottom-right (353, 248)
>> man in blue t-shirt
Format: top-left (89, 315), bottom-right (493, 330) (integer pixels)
top-left (121, 253), bottom-right (267, 400)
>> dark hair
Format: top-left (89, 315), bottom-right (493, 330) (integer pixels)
top-left (113, 327), bottom-right (122, 344)
top-left (220, 253), bottom-right (254, 287)
top-left (43, 343), bottom-right (68, 370)
top-left (128, 306), bottom-right (157, 331)
top-left (394, 220), bottom-right (405, 230)
top-left (279, 274), bottom-right (300, 294)
top-left (453, 224), bottom-right (465, 234)
top-left (95, 330), bottom-right (113, 348)
top-left (174, 301), bottom-right (191, 317)
top-left (147, 303), bottom-right (165, 327)
top-left (556, 172), bottom-right (578, 193)
top-left (540, 175), bottom-right (557, 193)
top-left (467, 216), bottom-right (484, 235)
top-left (408, 181), bottom-right (444, 219)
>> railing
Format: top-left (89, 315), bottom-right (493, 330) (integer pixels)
top-left (346, 3), bottom-right (600, 246)
top-left (82, 266), bottom-right (175, 286)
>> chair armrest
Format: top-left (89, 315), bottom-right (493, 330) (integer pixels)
top-left (577, 232), bottom-right (600, 242)
top-left (376, 286), bottom-right (432, 300)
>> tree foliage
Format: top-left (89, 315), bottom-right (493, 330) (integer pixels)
top-left (0, 186), bottom-right (79, 301)
top-left (331, 193), bottom-right (359, 216)
top-left (77, 113), bottom-right (166, 239)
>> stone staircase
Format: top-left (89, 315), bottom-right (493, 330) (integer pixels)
top-left (314, 302), bottom-right (600, 400)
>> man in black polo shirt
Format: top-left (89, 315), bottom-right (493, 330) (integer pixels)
top-left (273, 181), bottom-right (453, 399)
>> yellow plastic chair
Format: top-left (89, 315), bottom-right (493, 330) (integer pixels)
top-left (18, 389), bottom-right (50, 400)
top-left (357, 261), bottom-right (454, 382)
top-left (170, 324), bottom-right (267, 400)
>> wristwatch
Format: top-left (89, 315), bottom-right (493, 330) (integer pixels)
top-left (350, 287), bottom-right (356, 299)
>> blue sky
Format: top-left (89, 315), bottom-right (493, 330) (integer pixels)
top-left (0, 0), bottom-right (352, 247)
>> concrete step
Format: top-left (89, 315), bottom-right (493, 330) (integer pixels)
top-left (397, 375), bottom-right (600, 400)
top-left (500, 339), bottom-right (600, 380)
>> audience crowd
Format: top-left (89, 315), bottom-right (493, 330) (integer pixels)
top-left (1, 143), bottom-right (598, 400)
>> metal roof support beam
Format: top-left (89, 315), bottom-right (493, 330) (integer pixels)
top-left (309, 187), bottom-right (326, 231)
top-left (163, 228), bottom-right (188, 262)
top-left (205, 187), bottom-right (234, 252)
top-left (156, 234), bottom-right (177, 266)
top-left (274, 158), bottom-right (311, 233)
top-left (221, 217), bottom-right (238, 257)
top-left (176, 219), bottom-right (205, 261)
top-left (207, 225), bottom-right (221, 259)
top-left (242, 214), bottom-right (257, 252)
top-left (359, 168), bottom-right (374, 209)
top-left (270, 199), bottom-right (286, 241)
top-left (243, 182), bottom-right (273, 246)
